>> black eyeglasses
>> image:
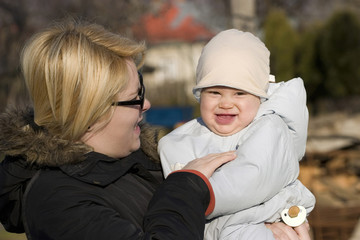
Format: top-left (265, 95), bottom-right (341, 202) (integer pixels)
top-left (112, 71), bottom-right (145, 109)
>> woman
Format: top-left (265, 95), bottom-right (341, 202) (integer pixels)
top-left (0, 20), bottom-right (310, 239)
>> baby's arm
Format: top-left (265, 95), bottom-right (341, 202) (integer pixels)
top-left (204, 179), bottom-right (315, 239)
top-left (208, 114), bottom-right (300, 218)
top-left (258, 77), bottom-right (308, 160)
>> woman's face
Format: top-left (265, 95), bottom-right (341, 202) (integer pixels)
top-left (200, 86), bottom-right (260, 136)
top-left (83, 60), bottom-right (151, 158)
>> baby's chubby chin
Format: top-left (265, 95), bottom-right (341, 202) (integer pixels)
top-left (212, 122), bottom-right (249, 137)
top-left (211, 125), bottom-right (237, 137)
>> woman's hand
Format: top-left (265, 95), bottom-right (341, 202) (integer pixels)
top-left (265, 222), bottom-right (311, 240)
top-left (294, 222), bottom-right (311, 240)
top-left (182, 151), bottom-right (236, 178)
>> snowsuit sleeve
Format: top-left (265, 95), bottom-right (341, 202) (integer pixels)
top-left (25, 171), bottom-right (213, 240)
top-left (0, 156), bottom-right (39, 233)
top-left (258, 77), bottom-right (309, 160)
top-left (208, 114), bottom-right (300, 218)
top-left (144, 170), bottom-right (214, 239)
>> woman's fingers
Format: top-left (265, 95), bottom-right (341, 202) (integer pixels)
top-left (265, 222), bottom-right (299, 240)
top-left (294, 222), bottom-right (311, 240)
top-left (266, 222), bottom-right (311, 240)
top-left (183, 151), bottom-right (236, 178)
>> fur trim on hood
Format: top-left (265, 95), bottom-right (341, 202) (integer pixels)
top-left (0, 106), bottom-right (164, 167)
top-left (140, 122), bottom-right (170, 163)
top-left (0, 107), bottom-right (91, 166)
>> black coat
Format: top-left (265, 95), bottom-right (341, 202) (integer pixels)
top-left (0, 107), bottom-right (211, 240)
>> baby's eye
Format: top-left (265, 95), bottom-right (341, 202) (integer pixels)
top-left (236, 91), bottom-right (246, 96)
top-left (208, 91), bottom-right (220, 95)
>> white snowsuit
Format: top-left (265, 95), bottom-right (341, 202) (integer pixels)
top-left (158, 78), bottom-right (316, 239)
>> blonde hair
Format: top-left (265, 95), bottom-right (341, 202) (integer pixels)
top-left (21, 20), bottom-right (146, 140)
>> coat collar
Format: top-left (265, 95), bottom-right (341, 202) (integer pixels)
top-left (0, 106), bottom-right (163, 167)
top-left (60, 149), bottom-right (161, 187)
top-left (0, 106), bottom-right (91, 166)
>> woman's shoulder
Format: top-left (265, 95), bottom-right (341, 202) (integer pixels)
top-left (29, 168), bottom-right (81, 198)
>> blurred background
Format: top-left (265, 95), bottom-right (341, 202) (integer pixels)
top-left (0, 0), bottom-right (360, 239)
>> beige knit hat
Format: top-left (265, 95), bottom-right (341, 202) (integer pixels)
top-left (193, 29), bottom-right (270, 101)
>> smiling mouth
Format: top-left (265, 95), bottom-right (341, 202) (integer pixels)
top-left (136, 119), bottom-right (145, 131)
top-left (215, 114), bottom-right (236, 124)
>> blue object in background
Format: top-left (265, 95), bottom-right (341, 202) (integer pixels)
top-left (145, 106), bottom-right (193, 128)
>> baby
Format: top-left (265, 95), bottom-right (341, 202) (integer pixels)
top-left (158, 29), bottom-right (315, 239)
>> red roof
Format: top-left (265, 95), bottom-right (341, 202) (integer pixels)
top-left (132, 2), bottom-right (215, 44)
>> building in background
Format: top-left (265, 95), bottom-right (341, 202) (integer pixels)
top-left (133, 0), bottom-right (256, 106)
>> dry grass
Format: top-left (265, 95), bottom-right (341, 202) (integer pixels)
top-left (0, 226), bottom-right (27, 240)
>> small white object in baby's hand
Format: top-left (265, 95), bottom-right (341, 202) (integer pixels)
top-left (170, 162), bottom-right (185, 171)
top-left (281, 205), bottom-right (306, 227)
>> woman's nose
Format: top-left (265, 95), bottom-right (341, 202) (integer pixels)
top-left (142, 98), bottom-right (151, 112)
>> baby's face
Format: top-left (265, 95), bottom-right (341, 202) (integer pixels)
top-left (200, 86), bottom-right (260, 136)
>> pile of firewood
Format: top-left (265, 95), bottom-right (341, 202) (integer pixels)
top-left (299, 112), bottom-right (360, 240)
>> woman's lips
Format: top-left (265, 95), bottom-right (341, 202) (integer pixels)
top-left (135, 117), bottom-right (143, 135)
top-left (134, 124), bottom-right (141, 135)
top-left (215, 114), bottom-right (236, 124)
